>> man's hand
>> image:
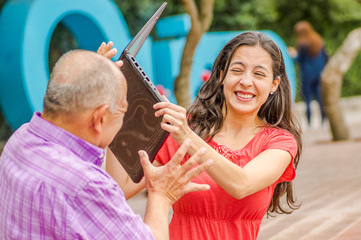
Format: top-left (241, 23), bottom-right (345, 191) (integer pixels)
top-left (97, 41), bottom-right (123, 68)
top-left (139, 139), bottom-right (213, 205)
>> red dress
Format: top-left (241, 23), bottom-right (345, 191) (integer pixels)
top-left (155, 127), bottom-right (297, 240)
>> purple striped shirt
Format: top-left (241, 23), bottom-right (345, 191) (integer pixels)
top-left (0, 112), bottom-right (154, 240)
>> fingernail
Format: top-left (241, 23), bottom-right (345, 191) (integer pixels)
top-left (207, 159), bottom-right (213, 166)
top-left (200, 147), bottom-right (206, 154)
top-left (184, 139), bottom-right (191, 145)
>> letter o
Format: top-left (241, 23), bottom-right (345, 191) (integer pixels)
top-left (0, 0), bottom-right (131, 129)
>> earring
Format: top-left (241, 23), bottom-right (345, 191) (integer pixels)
top-left (270, 92), bottom-right (274, 95)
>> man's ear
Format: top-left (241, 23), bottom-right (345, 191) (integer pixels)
top-left (92, 104), bottom-right (110, 134)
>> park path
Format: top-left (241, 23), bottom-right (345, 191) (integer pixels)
top-left (257, 96), bottom-right (361, 239)
top-left (258, 126), bottom-right (361, 239)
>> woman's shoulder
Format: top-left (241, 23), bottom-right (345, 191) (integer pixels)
top-left (260, 127), bottom-right (295, 139)
top-left (256, 127), bottom-right (297, 151)
top-left (259, 127), bottom-right (298, 158)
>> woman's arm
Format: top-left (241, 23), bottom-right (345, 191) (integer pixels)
top-left (287, 46), bottom-right (299, 61)
top-left (106, 149), bottom-right (146, 199)
top-left (154, 101), bottom-right (293, 199)
top-left (180, 130), bottom-right (291, 199)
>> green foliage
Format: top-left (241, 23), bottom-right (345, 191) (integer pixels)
top-left (0, 0), bottom-right (5, 9)
top-left (0, 0), bottom-right (360, 139)
top-left (113, 0), bottom-right (185, 37)
top-left (212, 0), bottom-right (278, 31)
top-left (48, 23), bottom-right (78, 71)
top-left (343, 51), bottom-right (361, 96)
top-left (268, 0), bottom-right (361, 98)
top-left (210, 0), bottom-right (361, 98)
top-left (0, 0), bottom-right (360, 98)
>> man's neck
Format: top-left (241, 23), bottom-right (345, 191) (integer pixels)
top-left (42, 111), bottom-right (97, 147)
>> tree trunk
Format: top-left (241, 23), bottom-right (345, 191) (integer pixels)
top-left (174, 0), bottom-right (214, 108)
top-left (321, 28), bottom-right (361, 141)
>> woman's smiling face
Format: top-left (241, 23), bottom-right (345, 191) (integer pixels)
top-left (222, 45), bottom-right (280, 118)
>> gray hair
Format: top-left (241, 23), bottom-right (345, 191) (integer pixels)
top-left (43, 50), bottom-right (122, 116)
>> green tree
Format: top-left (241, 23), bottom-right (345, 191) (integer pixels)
top-left (1, 0), bottom-right (361, 140)
top-left (321, 26), bottom-right (361, 141)
top-left (113, 0), bottom-right (184, 37)
top-left (211, 0), bottom-right (278, 31)
top-left (173, 0), bottom-right (214, 107)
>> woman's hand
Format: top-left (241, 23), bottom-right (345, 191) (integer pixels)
top-left (97, 41), bottom-right (123, 68)
top-left (153, 97), bottom-right (193, 144)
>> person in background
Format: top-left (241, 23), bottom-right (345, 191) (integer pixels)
top-left (0, 49), bottom-right (213, 240)
top-left (288, 20), bottom-right (327, 126)
top-left (103, 31), bottom-right (302, 240)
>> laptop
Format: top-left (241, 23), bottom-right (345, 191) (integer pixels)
top-left (108, 2), bottom-right (169, 183)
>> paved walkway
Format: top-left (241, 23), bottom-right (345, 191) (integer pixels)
top-left (127, 96), bottom-right (361, 239)
top-left (258, 96), bottom-right (361, 240)
top-left (258, 124), bottom-right (361, 239)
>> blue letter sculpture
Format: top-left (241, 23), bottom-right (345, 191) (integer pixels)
top-left (0, 1), bottom-right (296, 130)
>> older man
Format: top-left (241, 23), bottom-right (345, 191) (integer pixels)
top-left (0, 50), bottom-right (212, 239)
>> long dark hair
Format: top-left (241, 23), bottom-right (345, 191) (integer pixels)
top-left (187, 31), bottom-right (302, 215)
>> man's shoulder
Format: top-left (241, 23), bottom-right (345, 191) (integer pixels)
top-left (2, 127), bottom-right (111, 198)
top-left (35, 145), bottom-right (112, 197)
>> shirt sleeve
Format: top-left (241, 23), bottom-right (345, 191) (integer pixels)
top-left (263, 129), bottom-right (298, 183)
top-left (68, 173), bottom-right (154, 240)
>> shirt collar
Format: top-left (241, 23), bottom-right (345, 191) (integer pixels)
top-left (28, 112), bottom-right (105, 167)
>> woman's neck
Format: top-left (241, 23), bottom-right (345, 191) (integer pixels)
top-left (213, 111), bottom-right (265, 150)
top-left (226, 108), bottom-right (263, 130)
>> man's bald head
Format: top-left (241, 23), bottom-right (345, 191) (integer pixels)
top-left (43, 50), bottom-right (126, 117)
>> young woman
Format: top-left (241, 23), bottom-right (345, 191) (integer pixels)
top-left (101, 31), bottom-right (302, 239)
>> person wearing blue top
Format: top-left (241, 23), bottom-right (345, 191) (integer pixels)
top-left (288, 21), bottom-right (327, 126)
